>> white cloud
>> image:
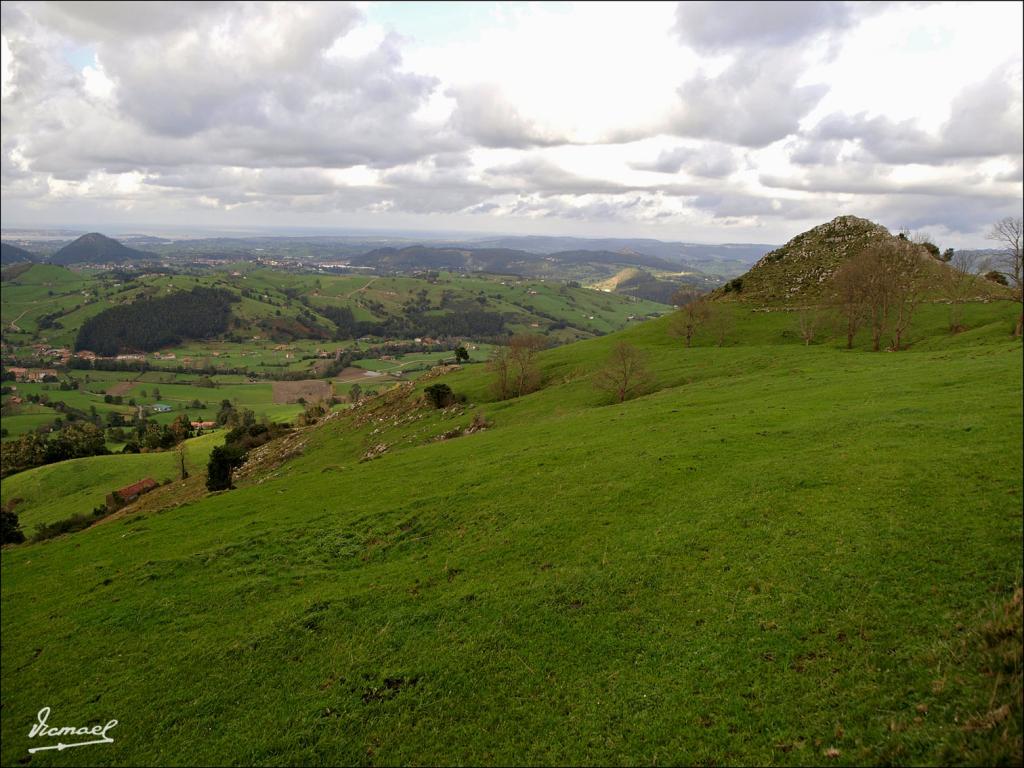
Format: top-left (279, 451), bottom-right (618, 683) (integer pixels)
top-left (0, 0), bottom-right (1020, 248)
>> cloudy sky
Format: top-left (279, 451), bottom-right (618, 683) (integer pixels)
top-left (1, 1), bottom-right (1021, 246)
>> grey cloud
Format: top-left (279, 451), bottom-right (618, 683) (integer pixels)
top-left (690, 192), bottom-right (830, 220)
top-left (759, 166), bottom-right (1013, 199)
top-left (3, 2), bottom-right (456, 182)
top-left (484, 157), bottom-right (632, 195)
top-left (860, 193), bottom-right (1024, 234)
top-left (668, 52), bottom-right (828, 147)
top-left (32, 1), bottom-right (231, 41)
top-left (675, 1), bottom-right (856, 51)
top-left (808, 65), bottom-right (1023, 164)
top-left (631, 144), bottom-right (738, 177)
top-left (447, 85), bottom-right (569, 149)
top-left (786, 137), bottom-right (844, 166)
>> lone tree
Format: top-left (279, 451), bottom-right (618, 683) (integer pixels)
top-left (593, 342), bottom-right (652, 404)
top-left (705, 302), bottom-right (734, 347)
top-left (668, 299), bottom-right (711, 347)
top-left (987, 216), bottom-right (1023, 337)
top-left (454, 346), bottom-right (470, 363)
top-left (795, 307), bottom-right (825, 345)
top-left (489, 334), bottom-right (546, 399)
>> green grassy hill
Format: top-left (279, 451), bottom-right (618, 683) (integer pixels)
top-left (1, 301), bottom-right (1021, 765)
top-left (2, 267), bottom-right (669, 354)
top-left (2, 431), bottom-right (222, 529)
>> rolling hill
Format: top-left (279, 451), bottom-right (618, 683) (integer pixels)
top-left (1, 296), bottom-right (1020, 765)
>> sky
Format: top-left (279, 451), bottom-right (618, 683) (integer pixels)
top-left (1, 0), bottom-right (1022, 247)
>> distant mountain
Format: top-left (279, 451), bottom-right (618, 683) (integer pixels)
top-left (468, 235), bottom-right (776, 273)
top-left (0, 242), bottom-right (37, 265)
top-left (349, 245), bottom-right (681, 275)
top-left (50, 233), bottom-right (155, 265)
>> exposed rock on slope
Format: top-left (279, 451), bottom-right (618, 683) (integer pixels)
top-left (720, 216), bottom-right (901, 303)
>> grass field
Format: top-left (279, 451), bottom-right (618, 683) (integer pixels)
top-left (0, 300), bottom-right (1020, 766)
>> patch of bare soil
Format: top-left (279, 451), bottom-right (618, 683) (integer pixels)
top-left (272, 379), bottom-right (333, 404)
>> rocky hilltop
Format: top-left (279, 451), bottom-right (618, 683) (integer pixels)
top-left (720, 215), bottom-right (907, 304)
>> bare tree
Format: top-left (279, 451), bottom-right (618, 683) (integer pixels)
top-left (941, 249), bottom-right (980, 333)
top-left (860, 245), bottom-right (894, 352)
top-left (668, 299), bottom-right (711, 347)
top-left (487, 346), bottom-right (513, 400)
top-left (831, 253), bottom-right (871, 349)
top-left (489, 335), bottom-right (547, 399)
top-left (887, 240), bottom-right (928, 350)
top-left (795, 307), bottom-right (825, 345)
top-left (705, 302), bottom-right (734, 347)
top-left (509, 334), bottom-right (546, 397)
top-left (593, 342), bottom-right (652, 403)
top-left (832, 239), bottom-right (927, 351)
top-left (987, 216), bottom-right (1023, 336)
top-left (176, 441), bottom-right (189, 480)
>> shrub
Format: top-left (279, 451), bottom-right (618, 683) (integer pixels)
top-left (206, 445), bottom-right (246, 492)
top-left (1, 509), bottom-right (26, 545)
top-left (424, 383), bottom-right (454, 409)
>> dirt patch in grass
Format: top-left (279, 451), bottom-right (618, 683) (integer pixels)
top-left (272, 380), bottom-right (332, 404)
top-left (106, 380), bottom-right (138, 397)
top-left (334, 367), bottom-right (388, 382)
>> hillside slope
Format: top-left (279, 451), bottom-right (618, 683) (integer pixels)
top-left (1, 302), bottom-right (1021, 765)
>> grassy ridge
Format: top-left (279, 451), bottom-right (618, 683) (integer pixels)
top-left (0, 302), bottom-right (1020, 765)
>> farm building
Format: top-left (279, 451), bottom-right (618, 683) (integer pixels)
top-left (9, 368), bottom-right (59, 382)
top-left (190, 420), bottom-right (217, 429)
top-left (152, 403), bottom-right (173, 413)
top-left (105, 477), bottom-right (158, 510)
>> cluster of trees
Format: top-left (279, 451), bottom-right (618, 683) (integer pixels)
top-left (74, 287), bottom-right (237, 355)
top-left (321, 303), bottom-right (506, 341)
top-left (488, 335), bottom-right (547, 399)
top-left (120, 414), bottom-right (195, 453)
top-left (831, 239), bottom-right (928, 351)
top-left (0, 422), bottom-right (109, 478)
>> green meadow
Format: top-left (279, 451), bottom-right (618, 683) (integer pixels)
top-left (1, 299), bottom-right (1020, 765)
